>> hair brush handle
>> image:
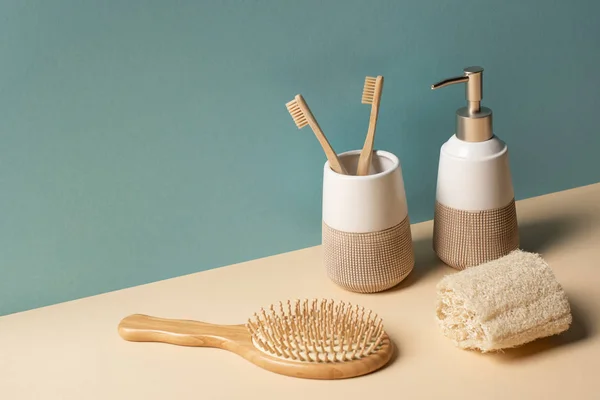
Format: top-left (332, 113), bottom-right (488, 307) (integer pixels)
top-left (118, 314), bottom-right (247, 348)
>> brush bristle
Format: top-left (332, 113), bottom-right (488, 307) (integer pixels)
top-left (285, 98), bottom-right (308, 129)
top-left (361, 76), bottom-right (377, 104)
top-left (246, 298), bottom-right (386, 363)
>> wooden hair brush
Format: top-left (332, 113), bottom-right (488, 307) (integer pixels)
top-left (286, 94), bottom-right (348, 175)
top-left (118, 298), bottom-right (393, 380)
top-left (357, 76), bottom-right (384, 176)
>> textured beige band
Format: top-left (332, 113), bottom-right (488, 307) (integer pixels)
top-left (433, 199), bottom-right (519, 270)
top-left (322, 216), bottom-right (414, 293)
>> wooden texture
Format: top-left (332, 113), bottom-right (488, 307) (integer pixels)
top-left (287, 94), bottom-right (348, 175)
top-left (118, 313), bottom-right (394, 380)
top-left (357, 76), bottom-right (384, 176)
top-left (1, 183), bottom-right (600, 399)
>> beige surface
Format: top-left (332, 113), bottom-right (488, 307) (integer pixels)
top-left (2, 183), bottom-right (600, 399)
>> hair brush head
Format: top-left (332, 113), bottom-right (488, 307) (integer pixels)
top-left (246, 298), bottom-right (386, 363)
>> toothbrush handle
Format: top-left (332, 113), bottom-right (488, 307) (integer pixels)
top-left (296, 96), bottom-right (348, 175)
top-left (357, 77), bottom-right (384, 176)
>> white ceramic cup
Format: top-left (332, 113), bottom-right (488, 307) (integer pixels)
top-left (322, 150), bottom-right (414, 293)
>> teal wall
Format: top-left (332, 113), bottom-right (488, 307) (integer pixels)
top-left (1, 0), bottom-right (599, 316)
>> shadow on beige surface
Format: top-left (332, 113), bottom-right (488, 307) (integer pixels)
top-left (518, 213), bottom-right (590, 254)
top-left (495, 297), bottom-right (593, 361)
top-left (388, 235), bottom-right (451, 291)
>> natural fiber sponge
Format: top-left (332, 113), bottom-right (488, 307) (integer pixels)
top-left (435, 249), bottom-right (572, 352)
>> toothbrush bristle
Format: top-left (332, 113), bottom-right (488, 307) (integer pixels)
top-left (361, 76), bottom-right (377, 104)
top-left (285, 99), bottom-right (308, 129)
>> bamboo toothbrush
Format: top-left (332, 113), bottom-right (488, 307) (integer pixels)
top-left (356, 76), bottom-right (384, 176)
top-left (286, 94), bottom-right (348, 175)
top-left (118, 298), bottom-right (393, 380)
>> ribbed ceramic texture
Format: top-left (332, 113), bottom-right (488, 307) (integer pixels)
top-left (433, 199), bottom-right (519, 270)
top-left (322, 216), bottom-right (414, 293)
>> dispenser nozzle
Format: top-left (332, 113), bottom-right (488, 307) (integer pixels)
top-left (431, 66), bottom-right (484, 114)
top-left (431, 76), bottom-right (469, 90)
top-left (431, 66), bottom-right (493, 142)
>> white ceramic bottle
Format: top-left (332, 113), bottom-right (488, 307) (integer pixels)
top-left (430, 66), bottom-right (519, 270)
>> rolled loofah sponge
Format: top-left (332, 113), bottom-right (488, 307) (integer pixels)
top-left (435, 249), bottom-right (572, 352)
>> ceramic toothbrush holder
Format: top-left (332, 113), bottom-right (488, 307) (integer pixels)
top-left (322, 150), bottom-right (414, 293)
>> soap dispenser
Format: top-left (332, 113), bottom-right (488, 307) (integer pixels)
top-left (430, 66), bottom-right (519, 270)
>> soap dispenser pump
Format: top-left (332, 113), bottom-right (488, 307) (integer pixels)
top-left (431, 66), bottom-right (519, 270)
